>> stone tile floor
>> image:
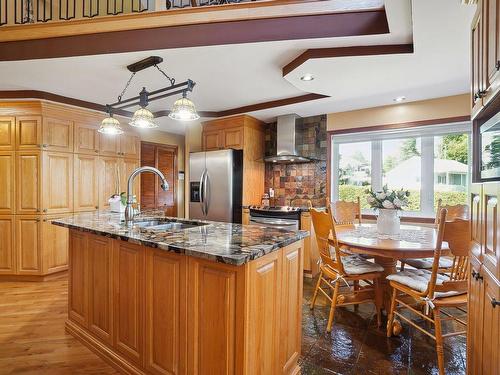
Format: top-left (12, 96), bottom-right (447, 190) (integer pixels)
top-left (299, 277), bottom-right (467, 375)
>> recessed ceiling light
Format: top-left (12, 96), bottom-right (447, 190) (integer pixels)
top-left (394, 96), bottom-right (406, 102)
top-left (300, 74), bottom-right (314, 82)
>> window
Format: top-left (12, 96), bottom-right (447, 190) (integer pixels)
top-left (331, 122), bottom-right (471, 217)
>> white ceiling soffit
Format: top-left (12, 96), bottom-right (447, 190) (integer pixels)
top-left (0, 0), bottom-right (475, 134)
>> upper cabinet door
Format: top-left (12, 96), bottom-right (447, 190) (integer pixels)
top-left (0, 117), bottom-right (15, 150)
top-left (223, 127), bottom-right (244, 149)
top-left (120, 134), bottom-right (140, 159)
top-left (74, 123), bottom-right (99, 155)
top-left (41, 151), bottom-right (74, 214)
top-left (0, 152), bottom-right (15, 214)
top-left (98, 157), bottom-right (120, 209)
top-left (99, 133), bottom-right (121, 157)
top-left (16, 116), bottom-right (42, 150)
top-left (16, 151), bottom-right (41, 214)
top-left (203, 130), bottom-right (222, 151)
top-left (483, 183), bottom-right (499, 280)
top-left (486, 0), bottom-right (500, 85)
top-left (74, 154), bottom-right (99, 212)
top-left (119, 158), bottom-right (140, 202)
top-left (42, 117), bottom-right (74, 153)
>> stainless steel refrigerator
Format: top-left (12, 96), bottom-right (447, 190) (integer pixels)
top-left (189, 149), bottom-right (243, 223)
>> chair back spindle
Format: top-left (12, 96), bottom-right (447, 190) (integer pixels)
top-left (331, 197), bottom-right (362, 225)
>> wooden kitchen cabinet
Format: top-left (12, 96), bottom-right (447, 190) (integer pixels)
top-left (15, 116), bottom-right (41, 150)
top-left (223, 127), bottom-right (244, 149)
top-left (41, 214), bottom-right (69, 274)
top-left (0, 215), bottom-right (15, 274)
top-left (99, 132), bottom-right (121, 157)
top-left (99, 156), bottom-right (120, 209)
top-left (471, 0), bottom-right (500, 117)
top-left (0, 117), bottom-right (15, 150)
top-left (42, 117), bottom-right (74, 153)
top-left (482, 183), bottom-right (499, 280)
top-left (16, 151), bottom-right (41, 214)
top-left (202, 129), bottom-right (223, 151)
top-left (120, 133), bottom-right (140, 159)
top-left (119, 158), bottom-right (140, 202)
top-left (74, 154), bottom-right (99, 212)
top-left (41, 151), bottom-right (73, 214)
top-left (15, 215), bottom-right (41, 275)
top-left (74, 123), bottom-right (99, 155)
top-left (68, 229), bottom-right (89, 327)
top-left (0, 152), bottom-right (15, 214)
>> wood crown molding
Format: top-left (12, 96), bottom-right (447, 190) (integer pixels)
top-left (0, 9), bottom-right (388, 61)
top-left (0, 90), bottom-right (330, 120)
top-left (327, 115), bottom-right (471, 135)
top-left (282, 44), bottom-right (414, 76)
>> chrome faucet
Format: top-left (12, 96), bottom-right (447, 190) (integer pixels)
top-left (124, 166), bottom-right (169, 225)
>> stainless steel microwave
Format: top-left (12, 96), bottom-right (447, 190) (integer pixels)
top-left (479, 111), bottom-right (500, 181)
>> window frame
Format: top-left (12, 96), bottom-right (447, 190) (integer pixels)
top-left (330, 122), bottom-right (472, 219)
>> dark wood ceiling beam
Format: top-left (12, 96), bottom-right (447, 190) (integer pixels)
top-left (0, 10), bottom-right (389, 61)
top-left (282, 43), bottom-right (414, 76)
top-left (0, 90), bottom-right (330, 120)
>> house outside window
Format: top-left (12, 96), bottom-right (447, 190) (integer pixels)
top-left (331, 122), bottom-right (471, 218)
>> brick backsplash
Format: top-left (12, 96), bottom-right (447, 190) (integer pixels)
top-left (264, 115), bottom-right (327, 207)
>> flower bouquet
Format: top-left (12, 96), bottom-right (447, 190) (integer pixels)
top-left (366, 185), bottom-right (410, 235)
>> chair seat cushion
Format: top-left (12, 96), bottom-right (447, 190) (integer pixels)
top-left (403, 257), bottom-right (454, 270)
top-left (387, 269), bottom-right (466, 298)
top-left (342, 255), bottom-right (384, 275)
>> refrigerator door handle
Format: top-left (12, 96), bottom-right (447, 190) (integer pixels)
top-left (203, 171), bottom-right (210, 216)
top-left (199, 169), bottom-right (206, 216)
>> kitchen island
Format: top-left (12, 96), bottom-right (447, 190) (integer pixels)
top-left (52, 212), bottom-right (307, 375)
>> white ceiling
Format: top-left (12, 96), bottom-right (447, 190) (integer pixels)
top-left (0, 0), bottom-right (476, 134)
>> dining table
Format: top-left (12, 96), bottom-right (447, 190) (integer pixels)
top-left (331, 223), bottom-right (450, 313)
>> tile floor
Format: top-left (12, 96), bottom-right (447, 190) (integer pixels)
top-left (299, 277), bottom-right (467, 375)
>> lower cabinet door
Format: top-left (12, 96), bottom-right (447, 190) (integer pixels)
top-left (480, 270), bottom-right (499, 375)
top-left (42, 215), bottom-right (69, 274)
top-left (468, 259), bottom-right (484, 375)
top-left (0, 215), bottom-right (15, 274)
top-left (16, 216), bottom-right (41, 275)
top-left (113, 241), bottom-right (144, 365)
top-left (145, 249), bottom-right (187, 375)
top-left (88, 234), bottom-right (113, 344)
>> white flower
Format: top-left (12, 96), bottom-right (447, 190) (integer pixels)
top-left (375, 192), bottom-right (386, 200)
top-left (367, 196), bottom-right (376, 204)
top-left (393, 198), bottom-right (403, 208)
top-left (382, 200), bottom-right (395, 209)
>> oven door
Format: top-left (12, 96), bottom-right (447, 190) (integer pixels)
top-left (249, 216), bottom-right (299, 231)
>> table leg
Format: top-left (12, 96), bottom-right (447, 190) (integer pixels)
top-left (373, 256), bottom-right (397, 313)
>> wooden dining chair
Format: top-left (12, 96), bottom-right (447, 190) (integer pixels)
top-left (400, 199), bottom-right (469, 271)
top-left (386, 209), bottom-right (468, 375)
top-left (330, 197), bottom-right (362, 225)
top-left (309, 209), bottom-right (383, 332)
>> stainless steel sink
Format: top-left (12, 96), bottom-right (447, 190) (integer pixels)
top-left (132, 219), bottom-right (207, 231)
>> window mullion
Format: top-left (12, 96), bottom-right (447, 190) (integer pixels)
top-left (372, 140), bottom-right (382, 191)
top-left (421, 136), bottom-right (434, 216)
top-left (332, 140), bottom-right (339, 203)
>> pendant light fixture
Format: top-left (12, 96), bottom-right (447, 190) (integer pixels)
top-left (98, 106), bottom-right (124, 134)
top-left (169, 91), bottom-right (200, 121)
top-left (102, 56), bottom-right (199, 133)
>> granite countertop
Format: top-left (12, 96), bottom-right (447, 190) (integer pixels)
top-left (52, 211), bottom-right (308, 266)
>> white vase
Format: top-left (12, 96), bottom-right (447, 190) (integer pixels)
top-left (377, 209), bottom-right (400, 235)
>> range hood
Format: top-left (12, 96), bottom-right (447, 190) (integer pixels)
top-left (264, 114), bottom-right (312, 163)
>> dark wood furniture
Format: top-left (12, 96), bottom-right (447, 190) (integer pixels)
top-left (140, 142), bottom-right (178, 216)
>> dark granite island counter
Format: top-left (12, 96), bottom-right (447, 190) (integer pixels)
top-left (53, 212), bottom-right (307, 375)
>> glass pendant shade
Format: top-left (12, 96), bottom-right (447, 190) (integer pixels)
top-left (129, 107), bottom-right (158, 128)
top-left (98, 116), bottom-right (124, 135)
top-left (168, 96), bottom-right (200, 121)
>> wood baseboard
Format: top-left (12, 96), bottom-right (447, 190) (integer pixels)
top-left (0, 270), bottom-right (68, 282)
top-left (65, 320), bottom-right (145, 375)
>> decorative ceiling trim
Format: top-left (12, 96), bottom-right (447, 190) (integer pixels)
top-left (0, 90), bottom-right (330, 119)
top-left (0, 11), bottom-right (389, 61)
top-left (282, 43), bottom-right (414, 76)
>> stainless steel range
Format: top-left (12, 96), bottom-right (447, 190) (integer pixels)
top-left (248, 206), bottom-right (301, 231)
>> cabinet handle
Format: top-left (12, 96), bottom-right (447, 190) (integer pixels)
top-left (42, 144), bottom-right (48, 148)
top-left (95, 206), bottom-right (99, 209)
top-left (491, 298), bottom-right (500, 308)
top-left (42, 209), bottom-right (47, 213)
top-left (496, 60), bottom-right (500, 71)
top-left (94, 150), bottom-right (98, 153)
top-left (471, 270), bottom-right (483, 281)
top-left (36, 208), bottom-right (40, 213)
top-left (35, 218), bottom-right (40, 222)
top-left (477, 90), bottom-right (487, 99)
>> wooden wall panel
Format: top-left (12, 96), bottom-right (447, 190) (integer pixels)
top-left (0, 215), bottom-right (15, 274)
top-left (74, 154), bottom-right (99, 212)
top-left (16, 116), bottom-right (41, 150)
top-left (113, 240), bottom-right (144, 365)
top-left (68, 229), bottom-right (88, 327)
top-left (0, 152), bottom-right (15, 214)
top-left (0, 117), bottom-right (15, 150)
top-left (42, 117), bottom-right (74, 153)
top-left (16, 151), bottom-right (41, 214)
top-left (15, 216), bottom-right (41, 274)
top-left (41, 215), bottom-right (69, 274)
top-left (41, 151), bottom-right (74, 214)
top-left (145, 250), bottom-right (187, 375)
